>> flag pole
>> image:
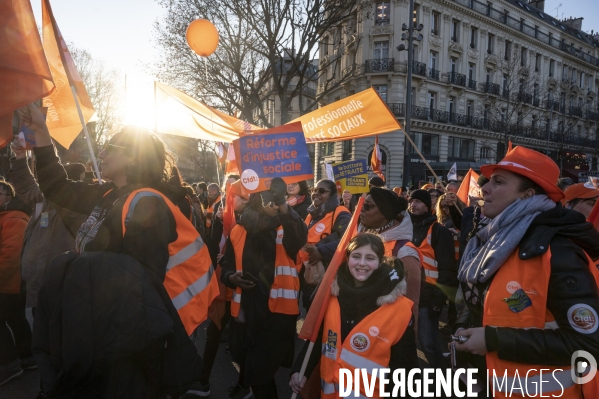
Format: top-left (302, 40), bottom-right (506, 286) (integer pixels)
top-left (70, 86), bottom-right (102, 184)
top-left (290, 341), bottom-right (315, 399)
top-left (214, 148), bottom-right (221, 186)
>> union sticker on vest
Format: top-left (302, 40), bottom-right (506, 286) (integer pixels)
top-left (350, 333), bottom-right (370, 352)
top-left (568, 304), bottom-right (598, 334)
top-left (324, 330), bottom-right (338, 360)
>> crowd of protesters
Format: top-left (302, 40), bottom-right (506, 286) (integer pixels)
top-left (0, 103), bottom-right (598, 399)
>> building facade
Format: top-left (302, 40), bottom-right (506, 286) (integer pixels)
top-left (315, 0), bottom-right (599, 187)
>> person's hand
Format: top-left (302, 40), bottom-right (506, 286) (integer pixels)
top-left (18, 104), bottom-right (52, 147)
top-left (342, 190), bottom-right (352, 207)
top-left (445, 192), bottom-right (457, 206)
top-left (308, 247), bottom-right (323, 264)
top-left (228, 271), bottom-right (255, 290)
top-left (270, 177), bottom-right (287, 206)
top-left (216, 207), bottom-right (224, 220)
top-left (454, 327), bottom-right (488, 356)
top-left (10, 140), bottom-right (26, 160)
top-left (289, 373), bottom-right (306, 394)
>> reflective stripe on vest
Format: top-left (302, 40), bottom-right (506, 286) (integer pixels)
top-left (383, 241), bottom-right (424, 266)
top-left (417, 225), bottom-right (439, 285)
top-left (484, 248), bottom-right (583, 398)
top-left (453, 233), bottom-right (460, 260)
top-left (320, 296), bottom-right (413, 398)
top-left (122, 189), bottom-right (219, 335)
top-left (229, 224), bottom-right (300, 317)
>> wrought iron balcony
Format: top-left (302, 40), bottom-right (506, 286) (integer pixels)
top-left (569, 106), bottom-right (583, 118)
top-left (412, 61), bottom-right (427, 77)
top-left (365, 58), bottom-right (394, 73)
top-left (517, 91), bottom-right (533, 104)
top-left (448, 72), bottom-right (466, 86)
top-left (412, 106), bottom-right (449, 123)
top-left (502, 88), bottom-right (510, 99)
top-left (467, 79), bottom-right (477, 90)
top-left (586, 111), bottom-right (599, 121)
top-left (533, 98), bottom-right (540, 107)
top-left (429, 68), bottom-right (440, 81)
top-left (483, 82), bottom-right (500, 95)
top-left (386, 103), bottom-right (405, 117)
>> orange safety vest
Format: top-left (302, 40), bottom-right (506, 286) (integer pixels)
top-left (383, 240), bottom-right (423, 264)
top-left (298, 206), bottom-right (350, 265)
top-left (205, 195), bottom-right (221, 228)
top-left (229, 224), bottom-right (300, 317)
top-left (483, 247), bottom-right (597, 398)
top-left (320, 295), bottom-right (413, 398)
top-left (121, 188), bottom-right (220, 335)
top-left (416, 224), bottom-right (439, 285)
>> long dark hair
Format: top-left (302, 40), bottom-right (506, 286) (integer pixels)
top-left (110, 126), bottom-right (174, 186)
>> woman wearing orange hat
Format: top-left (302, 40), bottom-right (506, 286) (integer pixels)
top-left (454, 146), bottom-right (599, 398)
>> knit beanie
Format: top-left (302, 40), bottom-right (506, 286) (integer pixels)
top-left (409, 189), bottom-right (432, 212)
top-left (369, 187), bottom-right (408, 222)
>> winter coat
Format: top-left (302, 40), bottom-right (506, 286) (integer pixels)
top-left (306, 196), bottom-right (352, 263)
top-left (410, 212), bottom-right (457, 309)
top-left (33, 252), bottom-right (201, 398)
top-left (221, 205), bottom-right (307, 386)
top-left (8, 157), bottom-right (87, 306)
top-left (0, 198), bottom-right (30, 294)
top-left (455, 205), bottom-right (599, 378)
top-left (292, 269), bottom-right (419, 381)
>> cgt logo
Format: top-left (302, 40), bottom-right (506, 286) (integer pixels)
top-left (571, 350), bottom-right (597, 385)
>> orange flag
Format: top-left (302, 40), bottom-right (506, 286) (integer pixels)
top-left (0, 0), bottom-right (54, 145)
top-left (507, 140), bottom-right (513, 153)
top-left (225, 143), bottom-right (239, 175)
top-left (370, 135), bottom-right (385, 182)
top-left (457, 168), bottom-right (481, 206)
top-left (42, 0), bottom-right (95, 149)
top-left (299, 196), bottom-right (364, 342)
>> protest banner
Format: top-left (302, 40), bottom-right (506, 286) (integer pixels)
top-left (233, 122), bottom-right (313, 193)
top-left (332, 159), bottom-right (369, 194)
top-left (290, 88), bottom-right (401, 143)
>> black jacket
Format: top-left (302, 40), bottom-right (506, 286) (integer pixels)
top-left (410, 212), bottom-right (457, 309)
top-left (458, 205), bottom-right (599, 373)
top-left (33, 252), bottom-right (201, 398)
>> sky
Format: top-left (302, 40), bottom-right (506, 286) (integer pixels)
top-left (29, 0), bottom-right (599, 125)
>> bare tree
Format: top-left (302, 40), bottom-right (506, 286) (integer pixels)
top-left (151, 0), bottom-right (363, 127)
top-left (70, 45), bottom-right (122, 148)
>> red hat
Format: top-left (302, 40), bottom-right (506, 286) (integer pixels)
top-left (563, 183), bottom-right (599, 204)
top-left (480, 146), bottom-right (564, 202)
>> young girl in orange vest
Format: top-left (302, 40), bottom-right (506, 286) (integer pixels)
top-left (455, 146), bottom-right (599, 398)
top-left (290, 233), bottom-right (419, 398)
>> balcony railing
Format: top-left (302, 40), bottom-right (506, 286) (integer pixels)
top-left (502, 88), bottom-right (510, 99)
top-left (386, 103), bottom-right (405, 117)
top-left (587, 111), bottom-right (599, 121)
top-left (569, 106), bottom-right (583, 118)
top-left (467, 79), bottom-right (477, 90)
top-left (386, 102), bottom-right (599, 150)
top-left (517, 92), bottom-right (533, 104)
top-left (286, 84), bottom-right (316, 97)
top-left (412, 61), bottom-right (427, 77)
top-left (483, 82), bottom-right (500, 95)
top-left (533, 98), bottom-right (540, 107)
top-left (545, 100), bottom-right (561, 111)
top-left (365, 58), bottom-right (394, 73)
top-left (429, 68), bottom-right (440, 81)
top-left (448, 72), bottom-right (467, 86)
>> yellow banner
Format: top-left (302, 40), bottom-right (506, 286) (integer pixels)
top-left (290, 88), bottom-right (401, 143)
top-left (155, 82), bottom-right (261, 142)
top-left (42, 0), bottom-right (95, 149)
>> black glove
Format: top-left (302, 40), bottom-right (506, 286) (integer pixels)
top-left (270, 177), bottom-right (287, 206)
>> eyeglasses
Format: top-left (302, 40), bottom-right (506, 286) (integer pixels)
top-left (103, 143), bottom-right (127, 154)
top-left (362, 202), bottom-right (377, 211)
top-left (311, 187), bottom-right (331, 195)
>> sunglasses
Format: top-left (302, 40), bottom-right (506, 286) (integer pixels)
top-left (103, 143), bottom-right (127, 154)
top-left (362, 202), bottom-right (377, 211)
top-left (311, 188), bottom-right (331, 195)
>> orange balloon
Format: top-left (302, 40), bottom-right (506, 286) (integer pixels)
top-left (186, 19), bottom-right (219, 57)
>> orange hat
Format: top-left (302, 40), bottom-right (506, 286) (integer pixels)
top-left (563, 183), bottom-right (599, 204)
top-left (421, 183), bottom-right (434, 190)
top-left (228, 180), bottom-right (249, 200)
top-left (480, 146), bottom-right (564, 202)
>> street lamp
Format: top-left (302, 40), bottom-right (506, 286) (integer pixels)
top-left (397, 0), bottom-right (423, 188)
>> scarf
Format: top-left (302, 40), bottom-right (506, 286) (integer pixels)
top-left (458, 195), bottom-right (555, 284)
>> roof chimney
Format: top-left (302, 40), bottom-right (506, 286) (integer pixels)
top-left (562, 16), bottom-right (584, 31)
top-left (527, 0), bottom-right (545, 12)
